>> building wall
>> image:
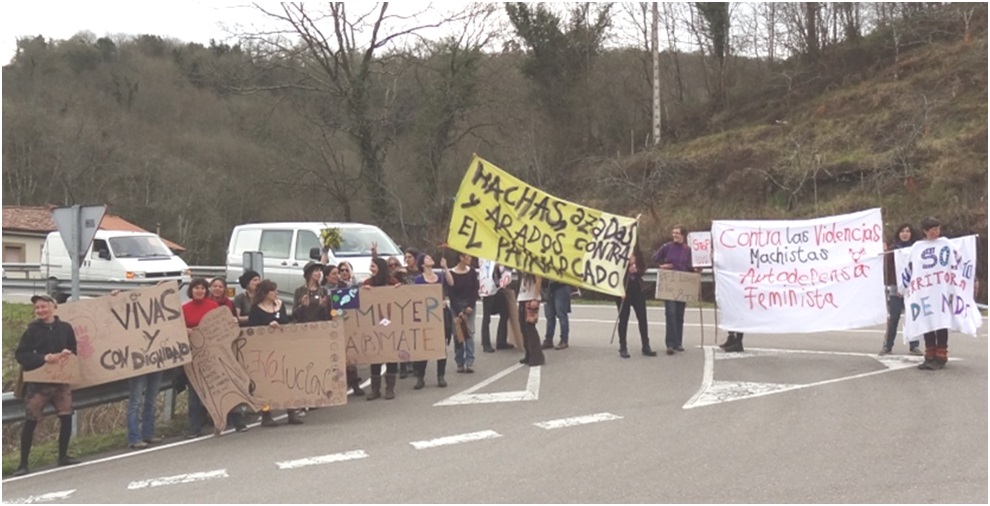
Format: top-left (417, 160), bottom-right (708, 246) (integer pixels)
top-left (2, 232), bottom-right (47, 278)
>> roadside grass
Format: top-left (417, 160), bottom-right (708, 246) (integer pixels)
top-left (3, 302), bottom-right (34, 389)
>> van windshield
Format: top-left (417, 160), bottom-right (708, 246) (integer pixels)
top-left (109, 236), bottom-right (173, 258)
top-left (335, 228), bottom-right (401, 257)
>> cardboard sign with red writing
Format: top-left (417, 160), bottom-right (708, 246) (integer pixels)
top-left (337, 284), bottom-right (448, 365)
top-left (237, 320), bottom-right (348, 410)
top-left (23, 354), bottom-right (81, 384)
top-left (56, 282), bottom-right (190, 388)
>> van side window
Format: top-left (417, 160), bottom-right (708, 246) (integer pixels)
top-left (260, 230), bottom-right (292, 259)
top-left (295, 230), bottom-right (321, 261)
top-left (233, 229), bottom-right (262, 256)
top-left (91, 239), bottom-right (109, 259)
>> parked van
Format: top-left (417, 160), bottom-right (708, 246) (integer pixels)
top-left (226, 222), bottom-right (403, 297)
top-left (41, 230), bottom-right (191, 300)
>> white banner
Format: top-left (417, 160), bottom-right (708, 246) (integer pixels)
top-left (894, 235), bottom-right (981, 340)
top-left (713, 208), bottom-right (886, 333)
top-left (687, 231), bottom-right (713, 268)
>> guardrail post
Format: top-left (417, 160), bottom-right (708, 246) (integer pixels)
top-left (162, 388), bottom-right (175, 422)
top-left (71, 412), bottom-right (79, 437)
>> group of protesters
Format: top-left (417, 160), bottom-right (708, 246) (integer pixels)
top-left (11, 217), bottom-right (962, 477)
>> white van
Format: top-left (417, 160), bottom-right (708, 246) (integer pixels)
top-left (226, 222), bottom-right (403, 296)
top-left (41, 230), bottom-right (191, 298)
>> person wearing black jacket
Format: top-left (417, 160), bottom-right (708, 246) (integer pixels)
top-left (615, 246), bottom-right (658, 358)
top-left (13, 294), bottom-right (80, 476)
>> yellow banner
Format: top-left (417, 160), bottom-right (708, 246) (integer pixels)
top-left (447, 156), bottom-right (637, 297)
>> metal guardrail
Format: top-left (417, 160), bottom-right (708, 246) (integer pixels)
top-left (2, 370), bottom-right (181, 424)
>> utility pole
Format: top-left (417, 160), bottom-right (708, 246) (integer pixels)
top-left (652, 2), bottom-right (661, 146)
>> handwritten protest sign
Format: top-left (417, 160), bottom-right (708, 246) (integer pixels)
top-left (712, 208), bottom-right (886, 333)
top-left (55, 282), bottom-right (190, 388)
top-left (655, 270), bottom-right (701, 303)
top-left (334, 285), bottom-right (448, 365)
top-left (185, 307), bottom-right (266, 434)
top-left (237, 320), bottom-right (348, 410)
top-left (687, 231), bottom-right (713, 268)
top-left (23, 355), bottom-right (81, 384)
top-left (447, 155), bottom-right (638, 297)
top-left (893, 235), bottom-right (982, 340)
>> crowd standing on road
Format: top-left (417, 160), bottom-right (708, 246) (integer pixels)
top-left (10, 215), bottom-right (973, 477)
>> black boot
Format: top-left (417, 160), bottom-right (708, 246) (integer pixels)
top-left (15, 419), bottom-right (38, 475)
top-left (347, 367), bottom-right (365, 396)
top-left (642, 338), bottom-right (658, 357)
top-left (57, 415), bottom-right (79, 466)
top-left (384, 374), bottom-right (397, 400)
top-left (286, 409), bottom-right (304, 425)
top-left (724, 333), bottom-right (744, 353)
top-left (414, 374), bottom-right (426, 390)
top-left (719, 333), bottom-right (737, 350)
top-left (399, 363), bottom-right (411, 379)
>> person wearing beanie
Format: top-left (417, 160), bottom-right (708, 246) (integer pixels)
top-left (233, 270), bottom-right (261, 327)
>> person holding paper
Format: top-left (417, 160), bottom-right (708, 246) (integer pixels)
top-left (881, 223), bottom-right (921, 356)
top-left (653, 225), bottom-right (694, 355)
top-left (248, 279), bottom-right (301, 424)
top-left (183, 277), bottom-right (222, 436)
top-left (913, 217), bottom-right (952, 370)
top-left (12, 294), bottom-right (80, 476)
top-left (478, 258), bottom-right (511, 353)
top-left (363, 257), bottom-right (402, 400)
top-left (615, 246), bottom-right (658, 358)
top-left (412, 252), bottom-right (450, 389)
top-left (293, 262), bottom-right (330, 323)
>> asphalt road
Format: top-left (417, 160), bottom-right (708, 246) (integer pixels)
top-left (3, 305), bottom-right (987, 504)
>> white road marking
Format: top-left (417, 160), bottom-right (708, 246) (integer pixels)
top-left (683, 346), bottom-right (961, 409)
top-left (534, 412), bottom-right (623, 430)
top-left (434, 364), bottom-right (541, 406)
top-left (275, 450), bottom-right (369, 470)
top-left (2, 489), bottom-right (75, 504)
top-left (409, 430), bottom-right (502, 450)
top-left (126, 469), bottom-right (228, 490)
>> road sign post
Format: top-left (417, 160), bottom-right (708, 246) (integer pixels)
top-left (52, 205), bottom-right (106, 301)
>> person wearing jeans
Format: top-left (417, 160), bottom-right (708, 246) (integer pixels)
top-left (445, 253), bottom-right (479, 373)
top-left (880, 223), bottom-right (920, 355)
top-left (127, 371), bottom-right (163, 448)
top-left (653, 225), bottom-right (694, 355)
top-left (542, 281), bottom-right (572, 350)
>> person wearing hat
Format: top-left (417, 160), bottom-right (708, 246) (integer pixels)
top-left (233, 270), bottom-right (261, 326)
top-left (294, 262), bottom-right (330, 323)
top-left (12, 294), bottom-right (80, 476)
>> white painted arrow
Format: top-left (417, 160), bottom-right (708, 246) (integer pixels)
top-left (127, 469), bottom-right (228, 490)
top-left (434, 363), bottom-right (541, 406)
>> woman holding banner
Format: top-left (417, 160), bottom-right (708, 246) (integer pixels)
top-left (880, 223), bottom-right (921, 356)
top-left (517, 272), bottom-right (545, 366)
top-left (363, 257), bottom-right (402, 399)
top-left (412, 252), bottom-right (450, 389)
top-left (914, 217), bottom-right (951, 370)
top-left (248, 280), bottom-right (301, 425)
top-left (183, 277), bottom-right (221, 437)
top-left (616, 245), bottom-right (658, 358)
top-left (653, 225), bottom-right (694, 355)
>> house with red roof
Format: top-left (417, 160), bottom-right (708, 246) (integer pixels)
top-left (2, 206), bottom-right (185, 266)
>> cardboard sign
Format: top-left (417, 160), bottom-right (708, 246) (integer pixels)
top-left (23, 355), bottom-right (81, 384)
top-left (688, 231), bottom-right (713, 268)
top-left (237, 320), bottom-right (348, 410)
top-left (185, 307), bottom-right (265, 434)
top-left (336, 284), bottom-right (448, 365)
top-left (56, 282), bottom-right (191, 388)
top-left (712, 208), bottom-right (886, 333)
top-left (447, 155), bottom-right (638, 297)
top-left (654, 270), bottom-right (701, 303)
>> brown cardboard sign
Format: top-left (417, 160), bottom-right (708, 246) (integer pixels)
top-left (338, 285), bottom-right (448, 365)
top-left (55, 282), bottom-right (190, 388)
top-left (654, 270), bottom-right (701, 303)
top-left (23, 354), bottom-right (81, 384)
top-left (185, 307), bottom-right (265, 434)
top-left (237, 320), bottom-right (348, 410)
